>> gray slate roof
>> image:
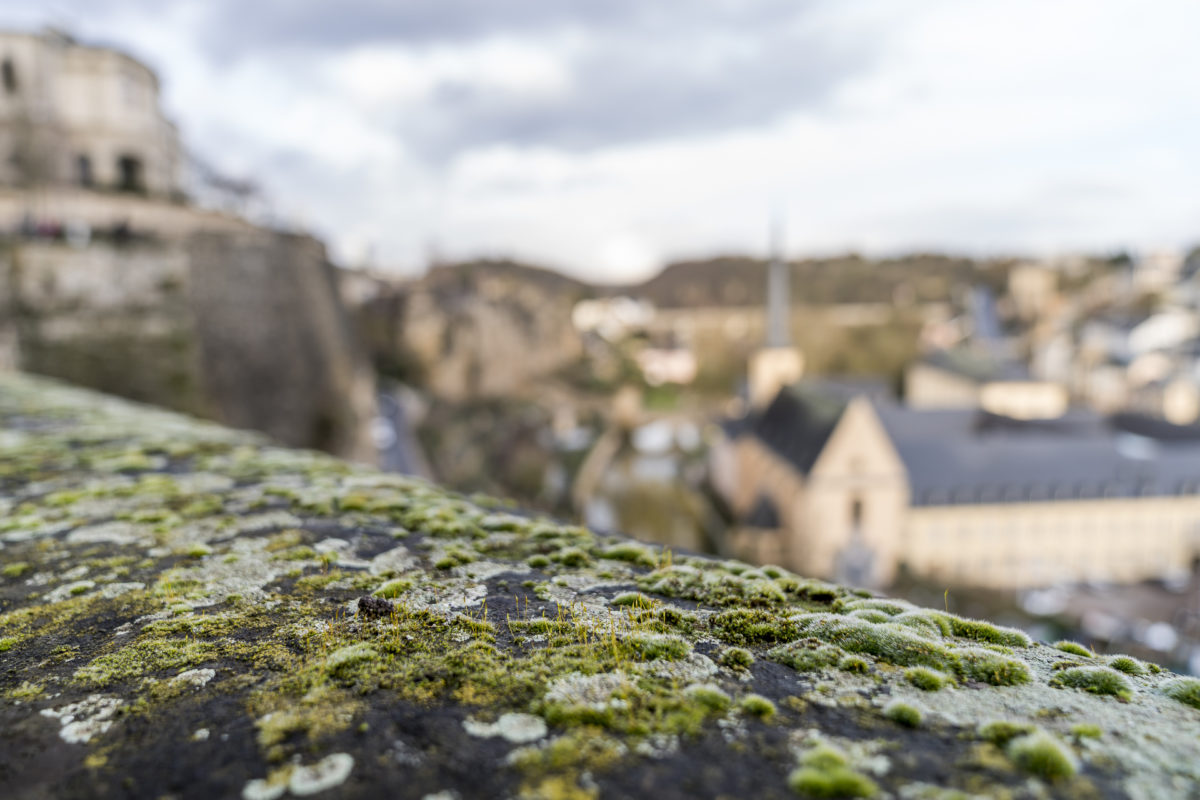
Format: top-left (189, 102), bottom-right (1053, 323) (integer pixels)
top-left (741, 381), bottom-right (1200, 506)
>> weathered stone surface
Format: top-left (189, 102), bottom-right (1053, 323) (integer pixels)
top-left (1, 233), bottom-right (377, 462)
top-left (0, 372), bottom-right (1198, 799)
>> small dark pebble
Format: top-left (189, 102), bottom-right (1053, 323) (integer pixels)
top-left (358, 595), bottom-right (394, 619)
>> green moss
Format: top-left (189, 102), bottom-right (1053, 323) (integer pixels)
top-left (883, 699), bottom-right (923, 728)
top-left (788, 747), bottom-right (878, 799)
top-left (185, 543), bottom-right (212, 558)
top-left (719, 647), bottom-right (755, 670)
top-left (1161, 677), bottom-right (1200, 710)
top-left (2, 561), bottom-right (30, 578)
top-left (905, 667), bottom-right (950, 691)
top-left (324, 644), bottom-right (380, 680)
top-left (953, 648), bottom-right (1031, 687)
top-left (527, 555), bottom-right (551, 568)
top-left (1050, 666), bottom-right (1132, 700)
top-left (977, 720), bottom-right (1035, 746)
top-left (1005, 732), bottom-right (1078, 781)
top-left (554, 547), bottom-right (591, 567)
top-left (785, 613), bottom-right (953, 671)
top-left (712, 608), bottom-right (801, 645)
top-left (610, 592), bottom-right (656, 609)
top-left (838, 598), bottom-right (912, 616)
top-left (1053, 640), bottom-right (1093, 658)
top-left (509, 728), bottom-right (625, 798)
top-left (1106, 655), bottom-right (1147, 676)
top-left (74, 638), bottom-right (217, 688)
top-left (637, 564), bottom-right (807, 608)
top-left (684, 683), bottom-right (731, 712)
top-left (372, 579), bottom-right (412, 599)
top-left (6, 680), bottom-right (44, 700)
top-left (932, 612), bottom-right (1031, 648)
top-left (846, 609), bottom-right (892, 624)
top-left (598, 542), bottom-right (659, 568)
top-left (838, 656), bottom-right (870, 674)
top-left (739, 694), bottom-right (776, 720)
top-left (1071, 723), bottom-right (1102, 739)
top-left (768, 641), bottom-right (844, 672)
top-left (434, 547), bottom-right (476, 570)
top-left (626, 633), bottom-right (690, 661)
top-left (0, 636), bottom-right (16, 652)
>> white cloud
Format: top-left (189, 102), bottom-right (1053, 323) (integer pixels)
top-left (3, 0), bottom-right (1200, 278)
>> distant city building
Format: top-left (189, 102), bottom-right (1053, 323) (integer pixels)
top-left (0, 27), bottom-right (182, 197)
top-left (905, 346), bottom-right (1069, 420)
top-left (713, 381), bottom-right (1200, 590)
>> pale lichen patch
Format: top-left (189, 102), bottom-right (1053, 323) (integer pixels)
top-left (463, 712), bottom-right (548, 744)
top-left (40, 694), bottom-right (123, 744)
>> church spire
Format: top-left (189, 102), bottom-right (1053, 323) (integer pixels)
top-left (765, 215), bottom-right (790, 348)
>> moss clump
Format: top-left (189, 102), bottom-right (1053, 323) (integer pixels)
top-left (372, 579), bottom-right (412, 599)
top-left (637, 564), bottom-right (801, 608)
top-left (185, 543), bottom-right (212, 558)
top-left (718, 647), bottom-right (755, 670)
top-left (739, 694), bottom-right (776, 720)
top-left (6, 680), bottom-right (44, 700)
top-left (1005, 732), bottom-right (1078, 781)
top-left (2, 561), bottom-right (30, 578)
top-left (434, 547), bottom-right (476, 570)
top-left (1050, 666), bottom-right (1132, 700)
top-left (1053, 640), bottom-right (1093, 658)
top-left (1106, 655), bottom-right (1147, 676)
top-left (0, 636), bottom-right (16, 652)
top-left (626, 633), bottom-right (690, 661)
top-left (1071, 723), bottom-right (1102, 739)
top-left (526, 555), bottom-right (551, 568)
top-left (887, 611), bottom-right (949, 638)
top-left (554, 547), bottom-right (591, 567)
top-left (978, 720), bottom-right (1035, 746)
top-left (838, 656), bottom-right (870, 674)
top-left (711, 608), bottom-right (801, 645)
top-left (788, 744), bottom-right (878, 798)
top-left (930, 612), bottom-right (1031, 648)
top-left (598, 542), bottom-right (658, 568)
top-left (838, 598), bottom-right (912, 616)
top-left (1161, 677), bottom-right (1200, 710)
top-left (788, 613), bottom-right (953, 671)
top-left (610, 592), bottom-right (656, 609)
top-left (954, 648), bottom-right (1031, 686)
top-left (905, 667), bottom-right (949, 691)
top-left (768, 641), bottom-right (844, 672)
top-left (74, 638), bottom-right (217, 688)
top-left (324, 644), bottom-right (379, 680)
top-left (510, 728), bottom-right (625, 798)
top-left (684, 683), bottom-right (731, 712)
top-left (883, 699), bottom-right (923, 728)
top-left (845, 609), bottom-right (892, 624)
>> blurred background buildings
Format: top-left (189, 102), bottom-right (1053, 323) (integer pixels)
top-left (1, 8), bottom-right (1199, 677)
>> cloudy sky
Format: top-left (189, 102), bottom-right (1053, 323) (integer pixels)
top-left (6, 1), bottom-right (1200, 280)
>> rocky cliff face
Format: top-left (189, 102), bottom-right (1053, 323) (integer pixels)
top-left (355, 261), bottom-right (585, 402)
top-left (1, 373), bottom-right (1198, 800)
top-left (0, 233), bottom-right (376, 461)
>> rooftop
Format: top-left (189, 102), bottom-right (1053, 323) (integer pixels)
top-left (740, 381), bottom-right (1200, 505)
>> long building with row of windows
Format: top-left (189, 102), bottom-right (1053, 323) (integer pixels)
top-left (711, 379), bottom-right (1200, 590)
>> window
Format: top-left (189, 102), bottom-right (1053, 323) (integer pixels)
top-left (850, 497), bottom-right (863, 527)
top-left (76, 154), bottom-right (93, 187)
top-left (116, 154), bottom-right (144, 192)
top-left (1, 58), bottom-right (15, 94)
